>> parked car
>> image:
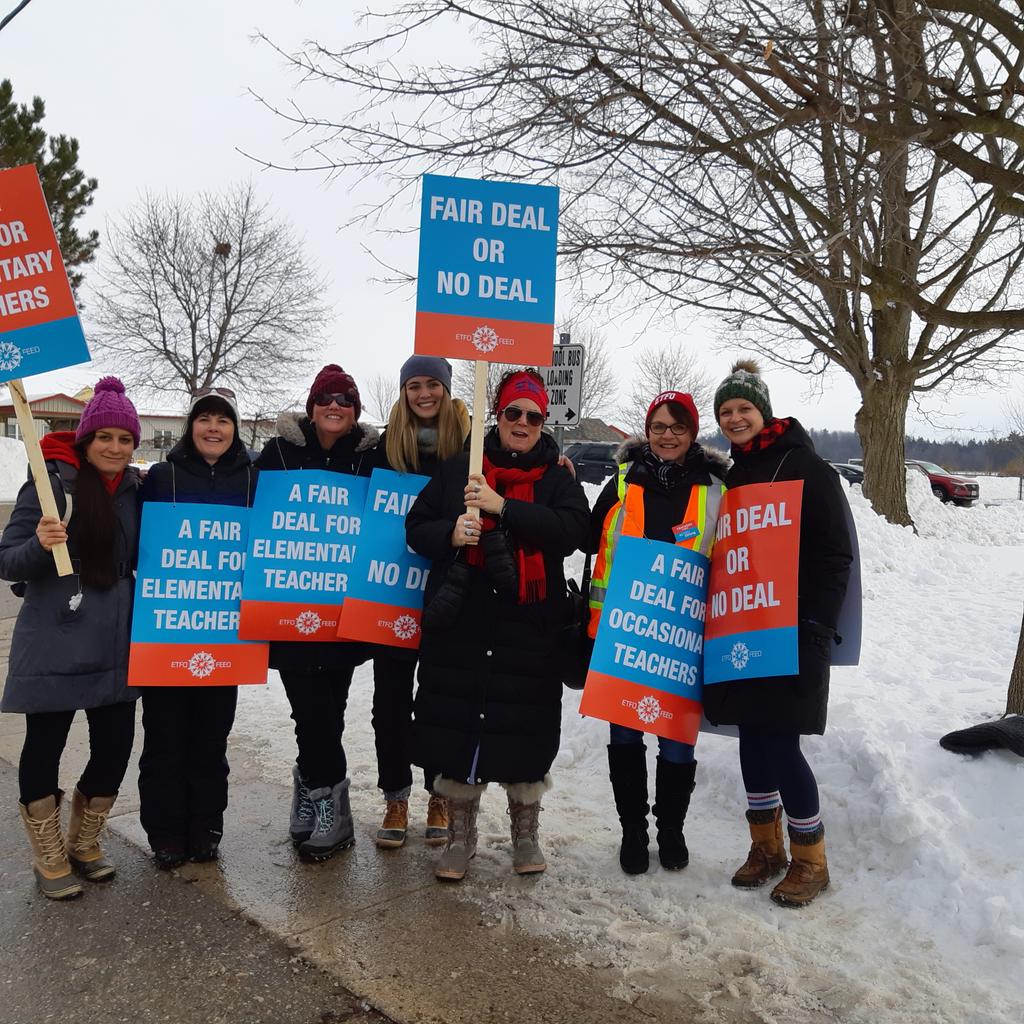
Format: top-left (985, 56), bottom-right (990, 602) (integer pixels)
top-left (905, 460), bottom-right (979, 506)
top-left (564, 441), bottom-right (619, 484)
top-left (829, 462), bottom-right (864, 485)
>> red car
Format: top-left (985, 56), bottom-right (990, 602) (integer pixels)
top-left (905, 460), bottom-right (979, 507)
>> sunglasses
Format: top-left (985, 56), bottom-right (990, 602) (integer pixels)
top-left (193, 386), bottom-right (236, 399)
top-left (649, 422), bottom-right (690, 436)
top-left (502, 405), bottom-right (545, 427)
top-left (313, 392), bottom-right (357, 408)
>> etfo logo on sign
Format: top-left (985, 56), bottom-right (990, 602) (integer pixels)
top-left (414, 174), bottom-right (559, 366)
top-left (540, 343), bottom-right (585, 427)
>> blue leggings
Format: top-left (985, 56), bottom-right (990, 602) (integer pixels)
top-left (738, 729), bottom-right (819, 820)
top-left (609, 724), bottom-right (695, 764)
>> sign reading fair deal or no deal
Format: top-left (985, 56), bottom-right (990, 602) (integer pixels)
top-left (0, 164), bottom-right (90, 382)
top-left (415, 174), bottom-right (559, 366)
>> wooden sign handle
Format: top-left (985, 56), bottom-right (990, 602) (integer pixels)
top-left (7, 378), bottom-right (74, 577)
top-left (466, 360), bottom-right (488, 521)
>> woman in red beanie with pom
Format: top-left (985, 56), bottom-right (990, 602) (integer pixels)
top-left (0, 377), bottom-right (142, 900)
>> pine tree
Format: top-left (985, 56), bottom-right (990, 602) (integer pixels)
top-left (0, 78), bottom-right (98, 293)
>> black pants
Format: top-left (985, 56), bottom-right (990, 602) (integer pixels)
top-left (138, 686), bottom-right (238, 848)
top-left (280, 666), bottom-right (355, 789)
top-left (19, 702), bottom-right (137, 805)
top-left (372, 654), bottom-right (434, 796)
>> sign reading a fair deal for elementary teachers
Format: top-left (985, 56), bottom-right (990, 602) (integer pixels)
top-left (128, 504), bottom-right (268, 686)
top-left (239, 471), bottom-right (369, 642)
top-left (579, 536), bottom-right (709, 745)
top-left (704, 481), bottom-right (803, 685)
top-left (337, 469), bottom-right (431, 650)
top-left (415, 174), bottom-right (559, 366)
top-left (0, 165), bottom-right (90, 382)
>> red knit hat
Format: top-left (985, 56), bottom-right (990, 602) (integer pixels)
top-left (306, 364), bottom-right (360, 419)
top-left (495, 370), bottom-right (548, 417)
top-left (645, 391), bottom-right (699, 436)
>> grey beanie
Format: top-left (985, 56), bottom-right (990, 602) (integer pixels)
top-left (400, 355), bottom-right (453, 392)
top-left (714, 359), bottom-right (773, 421)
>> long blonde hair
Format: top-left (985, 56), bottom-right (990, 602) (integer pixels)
top-left (385, 386), bottom-right (470, 473)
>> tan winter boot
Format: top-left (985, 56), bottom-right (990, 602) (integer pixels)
top-left (19, 792), bottom-right (83, 900)
top-left (770, 827), bottom-right (829, 908)
top-left (375, 799), bottom-right (409, 849)
top-left (425, 794), bottom-right (449, 847)
top-left (732, 807), bottom-right (788, 888)
top-left (67, 788), bottom-right (117, 882)
top-left (504, 779), bottom-right (551, 876)
top-left (434, 781), bottom-right (484, 882)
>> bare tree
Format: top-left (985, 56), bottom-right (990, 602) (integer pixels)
top-left (619, 342), bottom-right (714, 436)
top-left (90, 182), bottom-right (329, 408)
top-left (258, 1), bottom-right (1024, 527)
top-left (451, 360), bottom-right (503, 420)
top-left (363, 371), bottom-right (398, 423)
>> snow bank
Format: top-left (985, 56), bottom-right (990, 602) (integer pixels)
top-left (0, 437), bottom-right (28, 502)
top-left (233, 472), bottom-right (1024, 1023)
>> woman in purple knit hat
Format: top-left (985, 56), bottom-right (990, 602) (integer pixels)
top-left (0, 377), bottom-right (142, 900)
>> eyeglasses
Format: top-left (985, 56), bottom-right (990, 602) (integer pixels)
top-left (649, 422), bottom-right (690, 436)
top-left (502, 405), bottom-right (545, 427)
top-left (193, 386), bottom-right (236, 399)
top-left (313, 392), bottom-right (357, 408)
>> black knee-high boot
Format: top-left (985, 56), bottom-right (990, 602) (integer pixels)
top-left (607, 744), bottom-right (650, 875)
top-left (652, 758), bottom-right (697, 870)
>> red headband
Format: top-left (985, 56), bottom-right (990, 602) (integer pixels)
top-left (496, 372), bottom-right (548, 417)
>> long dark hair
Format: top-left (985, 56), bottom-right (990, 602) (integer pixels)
top-left (71, 434), bottom-right (120, 589)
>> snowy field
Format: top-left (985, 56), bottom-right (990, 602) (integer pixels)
top-left (0, 437), bottom-right (28, 501)
top-left (228, 468), bottom-right (1024, 1024)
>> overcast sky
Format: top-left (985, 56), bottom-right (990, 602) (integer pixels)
top-left (2, 0), bottom-right (1020, 439)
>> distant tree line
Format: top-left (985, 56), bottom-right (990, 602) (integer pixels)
top-left (699, 428), bottom-right (1024, 476)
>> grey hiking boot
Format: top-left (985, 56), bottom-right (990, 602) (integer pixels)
top-left (19, 792), bottom-right (83, 901)
top-left (298, 778), bottom-right (355, 861)
top-left (434, 796), bottom-right (480, 882)
top-left (508, 797), bottom-right (546, 875)
top-left (289, 766), bottom-right (315, 845)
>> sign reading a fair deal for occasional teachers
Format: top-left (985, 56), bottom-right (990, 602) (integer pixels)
top-left (704, 481), bottom-right (803, 685)
top-left (336, 469), bottom-right (431, 650)
top-left (0, 165), bottom-right (90, 382)
top-left (239, 471), bottom-right (368, 642)
top-left (415, 174), bottom-right (559, 366)
top-left (579, 536), bottom-right (709, 745)
top-left (128, 504), bottom-right (268, 686)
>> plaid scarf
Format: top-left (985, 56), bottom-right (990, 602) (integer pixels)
top-left (735, 417), bottom-right (792, 454)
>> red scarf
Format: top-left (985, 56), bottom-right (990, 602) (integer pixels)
top-left (736, 417), bottom-right (792, 454)
top-left (466, 456), bottom-right (548, 603)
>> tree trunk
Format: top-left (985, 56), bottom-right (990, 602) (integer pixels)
top-left (1007, 607), bottom-right (1024, 716)
top-left (854, 376), bottom-right (914, 527)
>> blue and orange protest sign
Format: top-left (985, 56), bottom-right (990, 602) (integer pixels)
top-left (238, 471), bottom-right (368, 642)
top-left (414, 174), bottom-right (559, 366)
top-left (704, 481), bottom-right (803, 684)
top-left (336, 469), bottom-right (431, 649)
top-left (579, 536), bottom-right (709, 745)
top-left (0, 165), bottom-right (90, 382)
top-left (128, 504), bottom-right (268, 686)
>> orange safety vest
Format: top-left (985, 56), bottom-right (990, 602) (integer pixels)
top-left (588, 464), bottom-right (724, 638)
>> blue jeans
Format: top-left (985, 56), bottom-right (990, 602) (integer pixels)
top-left (609, 724), bottom-right (695, 764)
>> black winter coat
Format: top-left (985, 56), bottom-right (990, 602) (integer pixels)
top-left (139, 436), bottom-right (257, 507)
top-left (701, 420), bottom-right (852, 735)
top-left (0, 461), bottom-right (140, 714)
top-left (406, 430), bottom-right (590, 784)
top-left (253, 413), bottom-right (378, 672)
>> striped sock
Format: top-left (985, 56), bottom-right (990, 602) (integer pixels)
top-left (746, 790), bottom-right (781, 812)
top-left (787, 812), bottom-right (822, 834)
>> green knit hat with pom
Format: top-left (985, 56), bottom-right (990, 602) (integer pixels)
top-left (713, 359), bottom-right (773, 421)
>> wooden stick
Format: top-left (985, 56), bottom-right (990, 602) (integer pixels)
top-left (466, 359), bottom-right (488, 521)
top-left (7, 378), bottom-right (73, 576)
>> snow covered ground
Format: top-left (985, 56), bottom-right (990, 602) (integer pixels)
top-left (227, 468), bottom-right (1024, 1024)
top-left (0, 438), bottom-right (28, 502)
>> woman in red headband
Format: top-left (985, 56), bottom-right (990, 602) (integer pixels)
top-left (405, 368), bottom-right (589, 882)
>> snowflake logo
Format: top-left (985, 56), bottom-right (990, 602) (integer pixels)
top-left (0, 341), bottom-right (23, 373)
top-left (187, 651), bottom-right (216, 679)
top-left (636, 695), bottom-right (662, 725)
top-left (295, 610), bottom-right (322, 636)
top-left (730, 642), bottom-right (750, 670)
top-left (471, 325), bottom-right (499, 353)
top-left (392, 614), bottom-right (418, 641)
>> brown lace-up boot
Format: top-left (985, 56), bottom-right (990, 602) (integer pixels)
top-left (376, 799), bottom-right (409, 849)
top-left (67, 789), bottom-right (117, 882)
top-left (731, 807), bottom-right (788, 888)
top-left (771, 826), bottom-right (829, 907)
top-left (425, 794), bottom-right (449, 846)
top-left (19, 792), bottom-right (83, 900)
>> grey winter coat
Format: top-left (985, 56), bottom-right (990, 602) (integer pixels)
top-left (0, 461), bottom-right (141, 714)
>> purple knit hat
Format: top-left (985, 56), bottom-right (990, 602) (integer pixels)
top-left (76, 376), bottom-right (141, 447)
